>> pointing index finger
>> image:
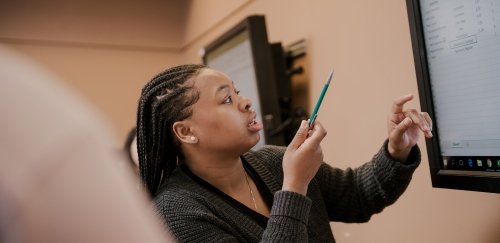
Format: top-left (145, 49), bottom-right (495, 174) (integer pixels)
top-left (391, 94), bottom-right (414, 114)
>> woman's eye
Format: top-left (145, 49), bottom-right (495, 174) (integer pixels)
top-left (223, 96), bottom-right (232, 104)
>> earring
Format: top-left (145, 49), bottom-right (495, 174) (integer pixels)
top-left (190, 136), bottom-right (197, 142)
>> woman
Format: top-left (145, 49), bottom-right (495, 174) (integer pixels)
top-left (136, 64), bottom-right (432, 242)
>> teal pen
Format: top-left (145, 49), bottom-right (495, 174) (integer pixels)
top-left (308, 70), bottom-right (334, 128)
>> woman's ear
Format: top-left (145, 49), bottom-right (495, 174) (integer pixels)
top-left (172, 121), bottom-right (198, 144)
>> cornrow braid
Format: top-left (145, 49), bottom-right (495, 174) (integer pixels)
top-left (137, 64), bottom-right (206, 196)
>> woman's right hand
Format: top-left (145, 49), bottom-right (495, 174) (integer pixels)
top-left (282, 120), bottom-right (327, 195)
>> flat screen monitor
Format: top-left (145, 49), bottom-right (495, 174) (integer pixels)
top-left (202, 15), bottom-right (285, 148)
top-left (406, 0), bottom-right (500, 193)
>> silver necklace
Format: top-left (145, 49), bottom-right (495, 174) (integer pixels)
top-left (244, 172), bottom-right (258, 211)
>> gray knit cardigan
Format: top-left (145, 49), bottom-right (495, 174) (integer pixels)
top-left (154, 141), bottom-right (420, 242)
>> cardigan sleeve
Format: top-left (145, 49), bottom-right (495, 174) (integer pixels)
top-left (261, 191), bottom-right (311, 242)
top-left (315, 139), bottom-right (421, 223)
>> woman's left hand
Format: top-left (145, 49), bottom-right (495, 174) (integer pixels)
top-left (387, 94), bottom-right (433, 162)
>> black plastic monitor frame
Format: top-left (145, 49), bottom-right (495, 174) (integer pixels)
top-left (202, 15), bottom-right (285, 146)
top-left (406, 0), bottom-right (500, 193)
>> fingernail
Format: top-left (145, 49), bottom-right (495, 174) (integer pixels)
top-left (300, 120), bottom-right (307, 129)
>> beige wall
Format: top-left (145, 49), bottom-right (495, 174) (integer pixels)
top-left (3, 43), bottom-right (184, 139)
top-left (2, 0), bottom-right (500, 242)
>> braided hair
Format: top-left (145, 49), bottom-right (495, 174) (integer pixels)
top-left (136, 64), bottom-right (206, 196)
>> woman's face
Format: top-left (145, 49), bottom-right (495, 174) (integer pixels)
top-left (186, 68), bottom-right (262, 154)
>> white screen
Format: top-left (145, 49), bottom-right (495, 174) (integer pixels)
top-left (420, 0), bottom-right (500, 156)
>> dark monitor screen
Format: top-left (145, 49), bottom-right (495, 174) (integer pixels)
top-left (202, 15), bottom-right (285, 148)
top-left (406, 0), bottom-right (500, 193)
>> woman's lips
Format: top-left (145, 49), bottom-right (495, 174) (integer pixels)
top-left (248, 118), bottom-right (263, 132)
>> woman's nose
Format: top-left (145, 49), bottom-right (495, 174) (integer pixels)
top-left (239, 96), bottom-right (253, 112)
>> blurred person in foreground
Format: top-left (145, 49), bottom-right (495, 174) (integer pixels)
top-left (0, 45), bottom-right (175, 243)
